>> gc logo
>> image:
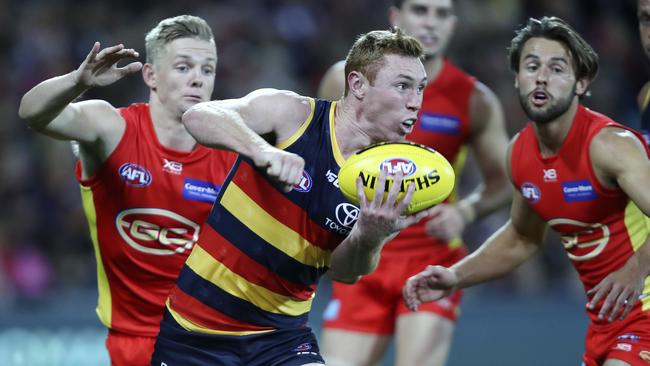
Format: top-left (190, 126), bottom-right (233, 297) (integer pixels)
top-left (335, 203), bottom-right (359, 228)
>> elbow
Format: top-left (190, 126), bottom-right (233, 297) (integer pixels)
top-left (181, 105), bottom-right (203, 136)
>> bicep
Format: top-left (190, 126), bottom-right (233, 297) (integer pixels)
top-left (40, 99), bottom-right (120, 143)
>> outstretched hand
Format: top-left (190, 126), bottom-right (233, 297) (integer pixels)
top-left (353, 169), bottom-right (432, 244)
top-left (75, 42), bottom-right (143, 88)
top-left (403, 265), bottom-right (458, 311)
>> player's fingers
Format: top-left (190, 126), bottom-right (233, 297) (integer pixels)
top-left (396, 180), bottom-right (416, 214)
top-left (356, 176), bottom-right (368, 208)
top-left (598, 288), bottom-right (620, 321)
top-left (607, 291), bottom-right (629, 322)
top-left (371, 169), bottom-right (388, 207)
top-left (619, 291), bottom-right (640, 320)
top-left (384, 171), bottom-right (403, 205)
top-left (96, 44), bottom-right (125, 60)
top-left (86, 42), bottom-right (101, 62)
top-left (587, 283), bottom-right (605, 310)
top-left (117, 61), bottom-right (143, 75)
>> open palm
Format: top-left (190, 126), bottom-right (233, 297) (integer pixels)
top-left (76, 42), bottom-right (142, 88)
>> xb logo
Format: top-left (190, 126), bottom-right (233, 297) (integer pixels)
top-left (335, 203), bottom-right (359, 228)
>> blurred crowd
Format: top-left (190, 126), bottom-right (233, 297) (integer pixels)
top-left (0, 0), bottom-right (647, 312)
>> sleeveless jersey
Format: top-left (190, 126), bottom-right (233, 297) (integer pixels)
top-left (166, 99), bottom-right (354, 335)
top-left (384, 60), bottom-right (475, 260)
top-left (510, 104), bottom-right (650, 324)
top-left (76, 103), bottom-right (237, 337)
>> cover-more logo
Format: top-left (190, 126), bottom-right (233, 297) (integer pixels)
top-left (115, 208), bottom-right (200, 255)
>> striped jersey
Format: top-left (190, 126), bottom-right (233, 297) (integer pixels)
top-left (384, 60), bottom-right (474, 261)
top-left (166, 99), bottom-right (354, 335)
top-left (510, 104), bottom-right (650, 324)
top-left (76, 103), bottom-right (236, 336)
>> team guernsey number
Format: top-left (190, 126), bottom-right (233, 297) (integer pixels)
top-left (115, 208), bottom-right (200, 255)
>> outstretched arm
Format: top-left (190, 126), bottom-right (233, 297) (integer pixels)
top-left (586, 128), bottom-right (650, 321)
top-left (404, 141), bottom-right (546, 309)
top-left (18, 42), bottom-right (141, 143)
top-left (182, 89), bottom-right (312, 191)
top-left (426, 81), bottom-right (511, 240)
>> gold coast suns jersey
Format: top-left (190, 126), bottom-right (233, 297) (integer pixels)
top-left (511, 105), bottom-right (650, 323)
top-left (384, 60), bottom-right (474, 261)
top-left (166, 99), bottom-right (356, 335)
top-left (76, 103), bottom-right (236, 336)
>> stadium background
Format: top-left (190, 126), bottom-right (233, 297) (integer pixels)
top-left (0, 0), bottom-right (645, 365)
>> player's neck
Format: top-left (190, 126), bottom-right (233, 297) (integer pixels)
top-left (533, 100), bottom-right (580, 156)
top-left (334, 100), bottom-right (373, 159)
top-left (423, 54), bottom-right (445, 83)
top-left (148, 97), bottom-right (197, 151)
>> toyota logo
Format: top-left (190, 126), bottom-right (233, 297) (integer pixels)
top-left (335, 203), bottom-right (359, 228)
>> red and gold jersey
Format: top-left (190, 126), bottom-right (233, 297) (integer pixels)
top-left (167, 99), bottom-right (355, 335)
top-left (511, 105), bottom-right (650, 323)
top-left (77, 103), bottom-right (236, 336)
top-left (384, 60), bottom-right (474, 262)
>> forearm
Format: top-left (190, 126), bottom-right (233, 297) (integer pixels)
top-left (19, 71), bottom-right (86, 129)
top-left (328, 229), bottom-right (397, 283)
top-left (451, 222), bottom-right (539, 288)
top-left (183, 102), bottom-right (271, 157)
top-left (457, 181), bottom-right (512, 224)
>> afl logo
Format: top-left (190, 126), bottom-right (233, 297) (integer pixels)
top-left (293, 171), bottom-right (312, 192)
top-left (521, 182), bottom-right (541, 204)
top-left (119, 163), bottom-right (152, 187)
top-left (115, 208), bottom-right (200, 255)
top-left (379, 158), bottom-right (416, 177)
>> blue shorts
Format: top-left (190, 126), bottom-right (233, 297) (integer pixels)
top-left (151, 309), bottom-right (325, 366)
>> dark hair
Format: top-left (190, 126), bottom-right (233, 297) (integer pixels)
top-left (508, 16), bottom-right (599, 83)
top-left (393, 0), bottom-right (455, 9)
top-left (144, 15), bottom-right (214, 64)
top-left (344, 27), bottom-right (424, 95)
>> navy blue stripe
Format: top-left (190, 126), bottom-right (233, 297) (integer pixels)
top-left (177, 265), bottom-right (309, 329)
top-left (206, 207), bottom-right (327, 286)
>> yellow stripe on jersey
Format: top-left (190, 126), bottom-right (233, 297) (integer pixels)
top-left (623, 201), bottom-right (650, 252)
top-left (220, 183), bottom-right (331, 268)
top-left (187, 245), bottom-right (314, 316)
top-left (166, 299), bottom-right (274, 336)
top-left (80, 185), bottom-right (112, 328)
top-left (276, 98), bottom-right (316, 150)
top-left (329, 102), bottom-right (345, 167)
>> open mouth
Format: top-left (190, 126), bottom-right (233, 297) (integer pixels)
top-left (531, 90), bottom-right (549, 107)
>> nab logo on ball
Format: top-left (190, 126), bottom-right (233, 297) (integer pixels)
top-left (379, 158), bottom-right (416, 177)
top-left (119, 163), bottom-right (152, 187)
top-left (115, 208), bottom-right (200, 255)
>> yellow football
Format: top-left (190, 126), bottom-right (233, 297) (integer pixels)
top-left (338, 141), bottom-right (455, 215)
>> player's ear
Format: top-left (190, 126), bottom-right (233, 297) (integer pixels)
top-left (514, 75), bottom-right (519, 89)
top-left (575, 78), bottom-right (590, 96)
top-left (347, 71), bottom-right (367, 100)
top-left (142, 63), bottom-right (156, 90)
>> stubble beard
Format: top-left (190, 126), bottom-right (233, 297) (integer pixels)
top-left (518, 84), bottom-right (576, 125)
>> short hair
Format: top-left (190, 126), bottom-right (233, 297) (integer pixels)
top-left (344, 28), bottom-right (424, 95)
top-left (393, 0), bottom-right (455, 9)
top-left (508, 16), bottom-right (599, 82)
top-left (144, 15), bottom-right (214, 64)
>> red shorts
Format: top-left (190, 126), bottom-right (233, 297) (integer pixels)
top-left (322, 250), bottom-right (462, 335)
top-left (582, 308), bottom-right (650, 366)
top-left (106, 330), bottom-right (156, 366)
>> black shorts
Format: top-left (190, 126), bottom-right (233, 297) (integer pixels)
top-left (151, 309), bottom-right (325, 366)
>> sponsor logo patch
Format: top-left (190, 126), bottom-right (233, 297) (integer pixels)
top-left (292, 343), bottom-right (313, 352)
top-left (119, 163), bottom-right (152, 187)
top-left (615, 343), bottom-right (632, 352)
top-left (618, 333), bottom-right (641, 342)
top-left (521, 182), bottom-right (541, 204)
top-left (562, 180), bottom-right (597, 202)
top-left (419, 113), bottom-right (461, 135)
top-left (293, 171), bottom-right (312, 192)
top-left (543, 168), bottom-right (557, 182)
top-left (182, 178), bottom-right (220, 203)
top-left (163, 159), bottom-right (183, 175)
top-left (325, 169), bottom-right (339, 188)
top-left (115, 208), bottom-right (200, 255)
top-left (324, 203), bottom-right (359, 236)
